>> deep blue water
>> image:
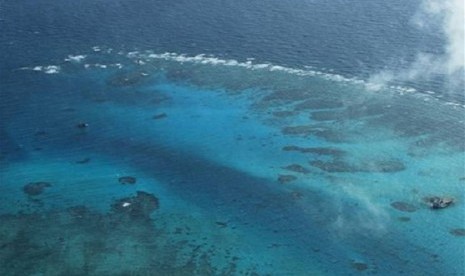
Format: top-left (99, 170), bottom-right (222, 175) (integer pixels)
top-left (1, 0), bottom-right (464, 275)
top-left (0, 0), bottom-right (444, 74)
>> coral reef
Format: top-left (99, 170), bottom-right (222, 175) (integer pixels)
top-left (77, 122), bottom-right (89, 129)
top-left (423, 196), bottom-right (454, 209)
top-left (118, 176), bottom-right (137, 185)
top-left (22, 182), bottom-right (52, 196)
top-left (310, 110), bottom-right (342, 121)
top-left (282, 125), bottom-right (345, 142)
top-left (76, 157), bottom-right (91, 164)
top-left (351, 262), bottom-right (368, 271)
top-left (282, 145), bottom-right (345, 157)
top-left (309, 159), bottom-right (405, 173)
top-left (107, 71), bottom-right (148, 87)
top-left (390, 201), bottom-right (417, 212)
top-left (152, 113), bottom-right (168, 120)
top-left (278, 174), bottom-right (297, 184)
top-left (449, 228), bottom-right (465, 237)
top-left (110, 191), bottom-right (159, 220)
top-left (272, 110), bottom-right (296, 118)
top-left (0, 199), bottom-right (257, 275)
top-left (397, 217), bottom-right (411, 222)
top-left (294, 98), bottom-right (343, 110)
top-left (283, 164), bottom-right (310, 174)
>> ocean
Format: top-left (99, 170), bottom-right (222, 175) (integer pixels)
top-left (0, 0), bottom-right (464, 275)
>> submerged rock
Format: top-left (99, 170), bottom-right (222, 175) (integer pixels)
top-left (23, 182), bottom-right (52, 196)
top-left (77, 122), bottom-right (89, 129)
top-left (390, 201), bottom-right (417, 212)
top-left (423, 196), bottom-right (454, 209)
top-left (111, 191), bottom-right (159, 219)
top-left (278, 174), bottom-right (297, 184)
top-left (118, 176), bottom-right (137, 185)
top-left (449, 228), bottom-right (465, 237)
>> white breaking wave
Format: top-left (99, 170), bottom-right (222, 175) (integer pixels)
top-left (120, 51), bottom-right (463, 107)
top-left (24, 65), bottom-right (61, 74)
top-left (17, 49), bottom-right (464, 108)
top-left (135, 51), bottom-right (366, 85)
top-left (65, 55), bottom-right (87, 63)
top-left (84, 63), bottom-right (123, 69)
top-left (131, 51), bottom-right (429, 94)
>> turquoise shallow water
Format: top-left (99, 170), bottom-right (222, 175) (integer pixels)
top-left (0, 48), bottom-right (464, 275)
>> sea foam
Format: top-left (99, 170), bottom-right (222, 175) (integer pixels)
top-left (65, 55), bottom-right (87, 63)
top-left (32, 65), bottom-right (61, 74)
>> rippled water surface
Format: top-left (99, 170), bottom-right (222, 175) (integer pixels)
top-left (1, 1), bottom-right (464, 275)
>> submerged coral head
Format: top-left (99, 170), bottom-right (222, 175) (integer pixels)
top-left (23, 181), bottom-right (52, 196)
top-left (111, 191), bottom-right (159, 220)
top-left (423, 196), bottom-right (454, 209)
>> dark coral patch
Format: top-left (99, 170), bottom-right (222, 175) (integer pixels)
top-left (397, 216), bottom-right (411, 222)
top-left (351, 262), bottom-right (368, 271)
top-left (278, 175), bottom-right (297, 184)
top-left (215, 221), bottom-right (228, 228)
top-left (272, 111), bottom-right (296, 118)
top-left (76, 157), bottom-right (91, 164)
top-left (282, 126), bottom-right (344, 142)
top-left (449, 228), bottom-right (465, 237)
top-left (309, 159), bottom-right (405, 173)
top-left (282, 125), bottom-right (316, 135)
top-left (309, 160), bottom-right (356, 173)
top-left (283, 145), bottom-right (345, 157)
top-left (67, 205), bottom-right (91, 219)
top-left (390, 201), bottom-right (417, 212)
top-left (150, 93), bottom-right (171, 105)
top-left (118, 176), bottom-right (137, 185)
top-left (262, 89), bottom-right (310, 102)
top-left (295, 98), bottom-right (344, 110)
top-left (153, 113), bottom-right (168, 120)
top-left (23, 182), bottom-right (52, 196)
top-left (282, 125), bottom-right (330, 137)
top-left (165, 68), bottom-right (192, 82)
top-left (111, 191), bottom-right (159, 220)
top-left (283, 164), bottom-right (310, 174)
top-left (310, 110), bottom-right (342, 121)
top-left (34, 130), bottom-right (47, 137)
top-left (107, 71), bottom-right (148, 87)
top-left (369, 160), bottom-right (406, 173)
